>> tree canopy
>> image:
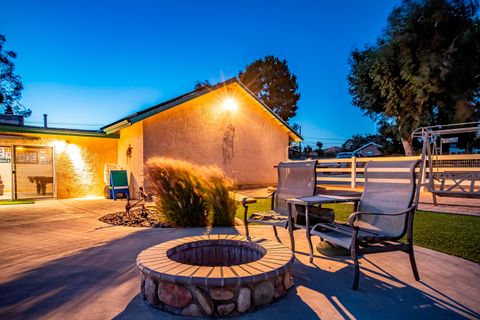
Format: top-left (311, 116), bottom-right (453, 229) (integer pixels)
top-left (239, 55), bottom-right (300, 121)
top-left (0, 34), bottom-right (30, 117)
top-left (342, 134), bottom-right (379, 152)
top-left (194, 79), bottom-right (212, 90)
top-left (348, 0), bottom-right (480, 155)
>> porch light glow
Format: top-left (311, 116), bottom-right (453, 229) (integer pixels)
top-left (51, 140), bottom-right (67, 153)
top-left (223, 98), bottom-right (237, 111)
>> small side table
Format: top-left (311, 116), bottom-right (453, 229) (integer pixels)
top-left (287, 192), bottom-right (361, 262)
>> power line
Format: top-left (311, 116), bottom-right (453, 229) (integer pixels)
top-left (26, 121), bottom-right (103, 127)
top-left (302, 137), bottom-right (348, 141)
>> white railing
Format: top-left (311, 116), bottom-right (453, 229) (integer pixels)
top-left (312, 154), bottom-right (480, 188)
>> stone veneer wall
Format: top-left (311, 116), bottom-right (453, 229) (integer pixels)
top-left (141, 269), bottom-right (293, 317)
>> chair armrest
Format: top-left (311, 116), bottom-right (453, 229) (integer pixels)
top-left (267, 187), bottom-right (277, 193)
top-left (242, 197), bottom-right (258, 207)
top-left (348, 206), bottom-right (416, 228)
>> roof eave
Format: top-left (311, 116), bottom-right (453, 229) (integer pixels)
top-left (0, 125), bottom-right (119, 139)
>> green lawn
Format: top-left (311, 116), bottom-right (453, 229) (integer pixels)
top-left (0, 199), bottom-right (35, 205)
top-left (237, 199), bottom-right (480, 264)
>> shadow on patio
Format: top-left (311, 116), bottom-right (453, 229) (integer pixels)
top-left (0, 227), bottom-right (477, 319)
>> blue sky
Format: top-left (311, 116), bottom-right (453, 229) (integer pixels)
top-left (2, 0), bottom-right (399, 147)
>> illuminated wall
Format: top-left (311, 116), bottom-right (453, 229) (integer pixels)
top-left (0, 133), bottom-right (117, 198)
top-left (117, 122), bottom-right (144, 195)
top-left (133, 82), bottom-right (289, 186)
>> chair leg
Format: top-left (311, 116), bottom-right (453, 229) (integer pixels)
top-left (351, 233), bottom-right (360, 290)
top-left (273, 226), bottom-right (281, 242)
top-left (305, 206), bottom-right (314, 263)
top-left (432, 193), bottom-right (438, 206)
top-left (307, 228), bottom-right (314, 263)
top-left (243, 206), bottom-right (250, 239)
top-left (408, 245), bottom-right (420, 281)
top-left (287, 221), bottom-right (295, 252)
top-left (352, 247), bottom-right (360, 290)
top-left (287, 203), bottom-right (295, 252)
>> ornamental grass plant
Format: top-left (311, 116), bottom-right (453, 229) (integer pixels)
top-left (146, 158), bottom-right (236, 227)
top-left (201, 167), bottom-right (237, 227)
top-left (147, 158), bottom-right (208, 227)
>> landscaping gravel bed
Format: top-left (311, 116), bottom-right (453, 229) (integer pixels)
top-left (99, 208), bottom-right (172, 228)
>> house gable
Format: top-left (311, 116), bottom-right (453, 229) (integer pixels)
top-left (102, 78), bottom-right (302, 142)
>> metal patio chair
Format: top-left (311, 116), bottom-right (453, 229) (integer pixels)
top-left (242, 161), bottom-right (333, 249)
top-left (309, 160), bottom-right (421, 290)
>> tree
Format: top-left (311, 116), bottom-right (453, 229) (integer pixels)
top-left (288, 144), bottom-right (302, 159)
top-left (239, 55), bottom-right (300, 121)
top-left (342, 134), bottom-right (378, 152)
top-left (303, 145), bottom-right (313, 154)
top-left (376, 120), bottom-right (407, 155)
top-left (348, 0), bottom-right (480, 155)
top-left (315, 141), bottom-right (324, 157)
top-left (0, 34), bottom-right (30, 116)
top-left (194, 79), bottom-right (212, 90)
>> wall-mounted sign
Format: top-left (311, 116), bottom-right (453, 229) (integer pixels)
top-left (0, 147), bottom-right (12, 163)
top-left (39, 151), bottom-right (46, 164)
top-left (16, 151), bottom-right (38, 164)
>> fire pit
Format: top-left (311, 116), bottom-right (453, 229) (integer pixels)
top-left (137, 235), bottom-right (294, 317)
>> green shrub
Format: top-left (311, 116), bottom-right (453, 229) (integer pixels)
top-left (146, 158), bottom-right (208, 227)
top-left (146, 158), bottom-right (237, 227)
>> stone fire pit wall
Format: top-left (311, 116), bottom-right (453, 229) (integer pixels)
top-left (136, 235), bottom-right (295, 317)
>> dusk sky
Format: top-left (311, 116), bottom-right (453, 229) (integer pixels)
top-left (2, 0), bottom-right (399, 147)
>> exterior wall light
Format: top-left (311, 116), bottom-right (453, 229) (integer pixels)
top-left (223, 98), bottom-right (238, 112)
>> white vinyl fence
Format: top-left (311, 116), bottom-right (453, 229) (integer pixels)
top-left (310, 154), bottom-right (480, 189)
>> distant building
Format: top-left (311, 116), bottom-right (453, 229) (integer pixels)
top-left (323, 146), bottom-right (342, 157)
top-left (354, 142), bottom-right (382, 157)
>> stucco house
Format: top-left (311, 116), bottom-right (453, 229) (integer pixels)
top-left (0, 78), bottom-right (301, 200)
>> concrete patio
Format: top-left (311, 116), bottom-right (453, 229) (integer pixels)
top-left (0, 199), bottom-right (478, 319)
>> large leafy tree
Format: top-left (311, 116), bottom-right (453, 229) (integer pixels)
top-left (348, 0), bottom-right (480, 155)
top-left (0, 34), bottom-right (30, 117)
top-left (239, 55), bottom-right (300, 121)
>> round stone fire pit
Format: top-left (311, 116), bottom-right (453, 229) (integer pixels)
top-left (137, 235), bottom-right (294, 317)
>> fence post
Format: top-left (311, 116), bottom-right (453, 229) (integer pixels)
top-left (351, 157), bottom-right (357, 189)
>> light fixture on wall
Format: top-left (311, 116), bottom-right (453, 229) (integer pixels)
top-left (223, 98), bottom-right (238, 112)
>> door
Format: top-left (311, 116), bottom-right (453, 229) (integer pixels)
top-left (14, 146), bottom-right (54, 199)
top-left (0, 146), bottom-right (13, 200)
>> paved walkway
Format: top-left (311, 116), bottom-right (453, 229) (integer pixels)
top-left (0, 199), bottom-right (479, 319)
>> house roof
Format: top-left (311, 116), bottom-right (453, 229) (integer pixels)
top-left (101, 78), bottom-right (302, 141)
top-left (323, 146), bottom-right (342, 153)
top-left (353, 142), bottom-right (381, 153)
top-left (0, 124), bottom-right (119, 139)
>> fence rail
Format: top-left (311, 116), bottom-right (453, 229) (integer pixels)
top-left (304, 154), bottom-right (480, 188)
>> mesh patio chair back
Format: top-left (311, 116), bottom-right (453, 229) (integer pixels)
top-left (357, 160), bottom-right (419, 237)
top-left (275, 161), bottom-right (317, 215)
